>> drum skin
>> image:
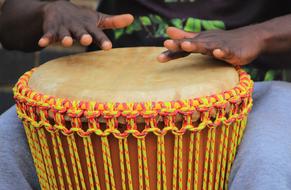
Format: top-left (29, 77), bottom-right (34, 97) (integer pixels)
top-left (13, 47), bottom-right (253, 190)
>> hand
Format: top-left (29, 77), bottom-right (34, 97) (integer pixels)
top-left (158, 26), bottom-right (265, 65)
top-left (38, 1), bottom-right (133, 49)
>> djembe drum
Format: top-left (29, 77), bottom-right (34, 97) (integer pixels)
top-left (13, 47), bottom-right (253, 190)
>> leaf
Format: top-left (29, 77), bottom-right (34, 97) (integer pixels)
top-left (150, 14), bottom-right (164, 24)
top-left (170, 18), bottom-right (183, 29)
top-left (212, 20), bottom-right (225, 29)
top-left (114, 29), bottom-right (124, 39)
top-left (140, 16), bottom-right (152, 26)
top-left (264, 70), bottom-right (276, 81)
top-left (125, 20), bottom-right (142, 34)
top-left (201, 20), bottom-right (218, 30)
top-left (184, 18), bottom-right (201, 32)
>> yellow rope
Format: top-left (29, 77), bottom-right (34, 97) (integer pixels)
top-left (87, 137), bottom-right (101, 190)
top-left (178, 135), bottom-right (183, 190)
top-left (51, 133), bottom-right (65, 190)
top-left (160, 136), bottom-right (167, 190)
top-left (194, 132), bottom-right (201, 190)
top-left (83, 137), bottom-right (94, 189)
top-left (23, 123), bottom-right (49, 190)
top-left (118, 139), bottom-right (127, 190)
top-left (38, 128), bottom-right (58, 189)
top-left (172, 135), bottom-right (179, 189)
top-left (157, 136), bottom-right (162, 190)
top-left (56, 133), bottom-right (73, 190)
top-left (214, 125), bottom-right (226, 190)
top-left (67, 135), bottom-right (81, 190)
top-left (202, 128), bottom-right (212, 190)
top-left (186, 132), bottom-right (195, 190)
top-left (137, 139), bottom-right (144, 190)
top-left (124, 138), bottom-right (134, 190)
top-left (219, 124), bottom-right (230, 190)
top-left (141, 138), bottom-right (150, 190)
top-left (208, 128), bottom-right (216, 190)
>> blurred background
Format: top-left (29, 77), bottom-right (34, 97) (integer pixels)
top-left (0, 0), bottom-right (98, 114)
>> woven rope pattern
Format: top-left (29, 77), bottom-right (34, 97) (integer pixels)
top-left (14, 67), bottom-right (253, 190)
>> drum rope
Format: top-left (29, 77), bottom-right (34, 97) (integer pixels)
top-left (56, 133), bottom-right (74, 190)
top-left (214, 112), bottom-right (226, 190)
top-left (219, 121), bottom-right (231, 190)
top-left (67, 135), bottom-right (81, 190)
top-left (38, 128), bottom-right (58, 189)
top-left (178, 135), bottom-right (183, 190)
top-left (194, 132), bottom-right (201, 190)
top-left (51, 133), bottom-right (66, 190)
top-left (23, 122), bottom-right (49, 190)
top-left (101, 137), bottom-right (116, 190)
top-left (118, 139), bottom-right (127, 190)
top-left (124, 138), bottom-right (134, 190)
top-left (87, 137), bottom-right (102, 190)
top-left (142, 138), bottom-right (151, 190)
top-left (83, 137), bottom-right (95, 189)
top-left (137, 139), bottom-right (144, 190)
top-left (172, 135), bottom-right (179, 189)
top-left (208, 128), bottom-right (216, 190)
top-left (186, 132), bottom-right (195, 190)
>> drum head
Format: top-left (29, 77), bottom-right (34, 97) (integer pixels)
top-left (29, 47), bottom-right (239, 103)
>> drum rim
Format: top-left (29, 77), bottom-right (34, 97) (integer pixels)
top-left (13, 67), bottom-right (253, 137)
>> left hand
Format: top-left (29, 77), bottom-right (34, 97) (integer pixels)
top-left (158, 26), bottom-right (265, 65)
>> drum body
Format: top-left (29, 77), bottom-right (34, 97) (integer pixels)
top-left (13, 47), bottom-right (253, 190)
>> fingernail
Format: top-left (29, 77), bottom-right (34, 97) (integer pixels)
top-left (101, 41), bottom-right (112, 50)
top-left (62, 36), bottom-right (73, 47)
top-left (81, 34), bottom-right (92, 46)
top-left (157, 54), bottom-right (167, 63)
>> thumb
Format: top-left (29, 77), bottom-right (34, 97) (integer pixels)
top-left (98, 13), bottom-right (134, 29)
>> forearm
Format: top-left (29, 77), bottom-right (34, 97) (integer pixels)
top-left (257, 14), bottom-right (291, 54)
top-left (0, 0), bottom-right (67, 52)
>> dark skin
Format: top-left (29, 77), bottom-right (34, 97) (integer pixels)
top-left (0, 0), bottom-right (291, 66)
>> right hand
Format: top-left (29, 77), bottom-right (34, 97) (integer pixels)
top-left (38, 1), bottom-right (134, 49)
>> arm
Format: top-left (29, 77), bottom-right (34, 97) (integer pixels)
top-left (159, 14), bottom-right (291, 66)
top-left (0, 0), bottom-right (133, 52)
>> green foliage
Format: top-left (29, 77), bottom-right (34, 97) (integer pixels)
top-left (140, 16), bottom-right (152, 26)
top-left (114, 14), bottom-right (226, 40)
top-left (264, 70), bottom-right (276, 81)
top-left (184, 18), bottom-right (201, 32)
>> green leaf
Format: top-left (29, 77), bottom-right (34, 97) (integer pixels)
top-left (264, 70), bottom-right (276, 81)
top-left (150, 15), bottom-right (164, 24)
top-left (212, 20), bottom-right (225, 29)
top-left (201, 20), bottom-right (218, 30)
top-left (170, 18), bottom-right (183, 29)
top-left (125, 20), bottom-right (142, 34)
top-left (139, 16), bottom-right (152, 26)
top-left (184, 18), bottom-right (201, 32)
top-left (114, 29), bottom-right (124, 39)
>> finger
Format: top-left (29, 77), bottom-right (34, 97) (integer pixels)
top-left (180, 40), bottom-right (209, 54)
top-left (163, 39), bottom-right (182, 52)
top-left (166, 27), bottom-right (197, 40)
top-left (98, 13), bottom-right (134, 29)
top-left (58, 27), bottom-right (73, 47)
top-left (69, 25), bottom-right (92, 46)
top-left (38, 30), bottom-right (56, 47)
top-left (86, 26), bottom-right (112, 50)
top-left (157, 50), bottom-right (190, 63)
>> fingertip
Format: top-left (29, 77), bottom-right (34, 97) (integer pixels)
top-left (62, 36), bottom-right (73, 47)
top-left (213, 49), bottom-right (225, 58)
top-left (101, 41), bottom-right (112, 50)
top-left (181, 41), bottom-right (195, 52)
top-left (38, 38), bottom-right (49, 47)
top-left (80, 34), bottom-right (93, 46)
top-left (163, 39), bottom-right (174, 48)
top-left (157, 54), bottom-right (169, 63)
